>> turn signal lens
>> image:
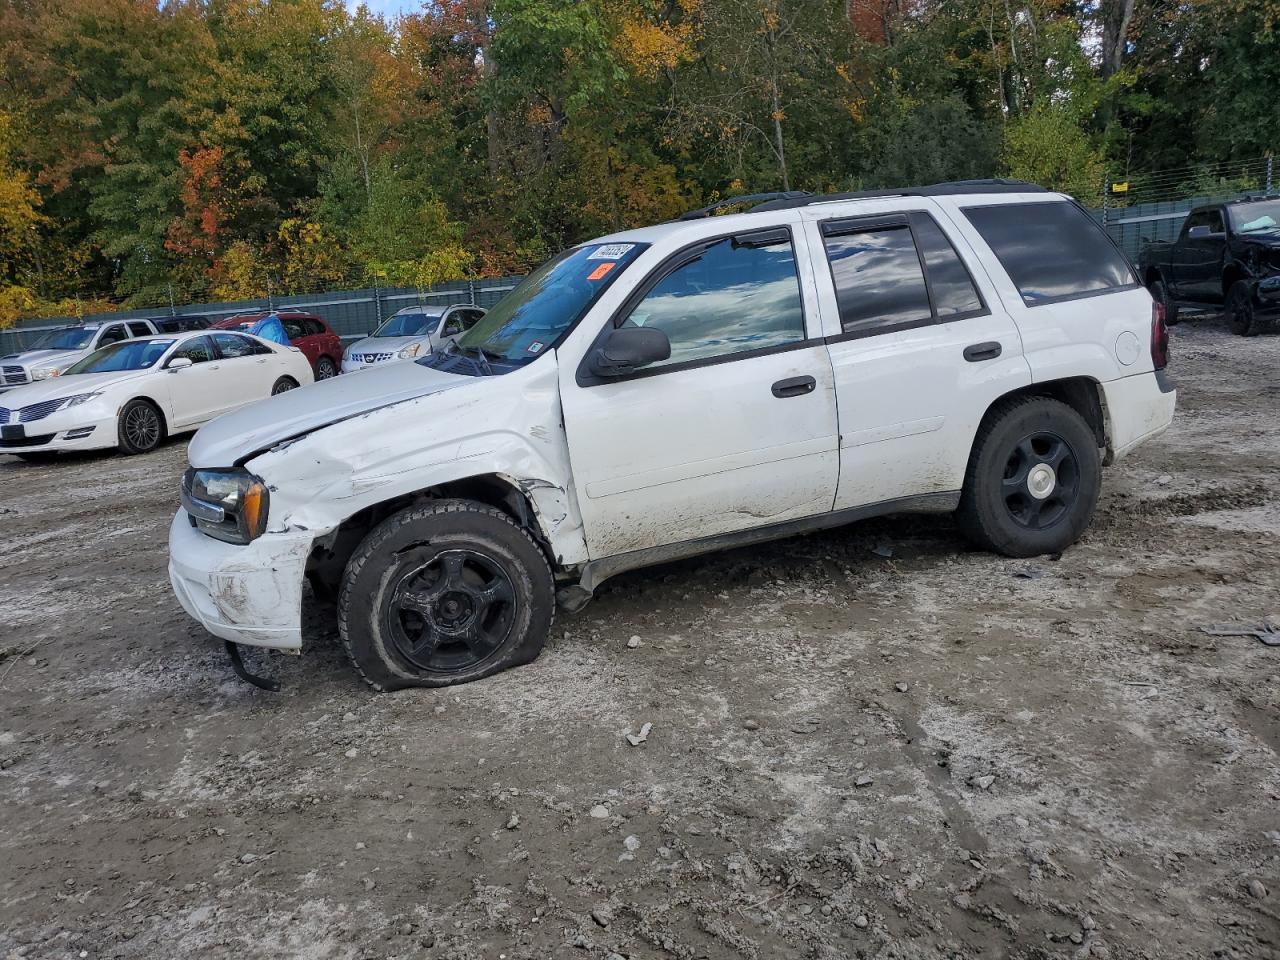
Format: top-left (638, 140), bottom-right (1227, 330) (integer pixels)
top-left (241, 481), bottom-right (269, 541)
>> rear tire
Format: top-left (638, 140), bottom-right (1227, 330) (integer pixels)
top-left (957, 397), bottom-right (1101, 558)
top-left (1149, 278), bottom-right (1180, 326)
top-left (315, 356), bottom-right (338, 380)
top-left (117, 399), bottom-right (165, 455)
top-left (271, 376), bottom-right (299, 395)
top-left (1227, 281), bottom-right (1259, 337)
top-left (338, 500), bottom-right (554, 691)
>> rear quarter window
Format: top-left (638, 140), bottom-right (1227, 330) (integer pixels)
top-left (963, 201), bottom-right (1137, 306)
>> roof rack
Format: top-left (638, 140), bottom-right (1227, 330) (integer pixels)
top-left (753, 178), bottom-right (1046, 213)
top-left (678, 191), bottom-right (813, 221)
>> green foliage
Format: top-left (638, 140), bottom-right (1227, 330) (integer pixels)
top-left (0, 0), bottom-right (1273, 314)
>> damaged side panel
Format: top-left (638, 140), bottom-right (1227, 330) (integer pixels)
top-left (248, 359), bottom-right (588, 566)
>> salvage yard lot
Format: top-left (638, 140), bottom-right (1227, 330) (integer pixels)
top-left (2, 321), bottom-right (1279, 960)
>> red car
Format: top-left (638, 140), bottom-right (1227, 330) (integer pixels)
top-left (211, 311), bottom-right (343, 380)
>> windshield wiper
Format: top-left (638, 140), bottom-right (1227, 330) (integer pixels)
top-left (444, 340), bottom-right (496, 376)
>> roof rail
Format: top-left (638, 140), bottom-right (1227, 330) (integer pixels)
top-left (752, 178), bottom-right (1047, 213)
top-left (677, 191), bottom-right (813, 221)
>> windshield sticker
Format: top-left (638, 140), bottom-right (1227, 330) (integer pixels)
top-left (588, 244), bottom-right (634, 260)
top-left (526, 340), bottom-right (545, 354)
top-left (587, 262), bottom-right (615, 281)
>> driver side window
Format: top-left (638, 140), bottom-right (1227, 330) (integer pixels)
top-left (618, 231), bottom-right (806, 370)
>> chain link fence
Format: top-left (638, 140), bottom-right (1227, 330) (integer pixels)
top-left (1094, 155), bottom-right (1275, 259)
top-left (0, 278), bottom-right (523, 357)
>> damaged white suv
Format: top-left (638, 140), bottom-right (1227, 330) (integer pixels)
top-left (169, 181), bottom-right (1176, 691)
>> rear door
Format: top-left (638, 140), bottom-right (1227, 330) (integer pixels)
top-left (560, 223), bottom-right (840, 559)
top-left (211, 333), bottom-right (276, 409)
top-left (801, 201), bottom-right (1029, 511)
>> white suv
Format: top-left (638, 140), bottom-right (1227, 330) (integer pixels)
top-left (169, 180), bottom-right (1176, 691)
top-left (2, 318), bottom-right (160, 392)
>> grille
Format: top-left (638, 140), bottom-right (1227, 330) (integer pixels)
top-left (0, 407), bottom-right (9, 424)
top-left (360, 352), bottom-right (393, 363)
top-left (19, 398), bottom-right (68, 423)
top-left (0, 433), bottom-right (54, 448)
top-left (2, 366), bottom-right (27, 385)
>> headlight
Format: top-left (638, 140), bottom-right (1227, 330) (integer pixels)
top-left (64, 392), bottom-right (100, 408)
top-left (181, 467), bottom-right (270, 545)
top-left (30, 367), bottom-right (61, 381)
top-left (398, 342), bottom-right (422, 359)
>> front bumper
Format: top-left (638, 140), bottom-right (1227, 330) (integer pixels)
top-left (168, 510), bottom-right (314, 651)
top-left (0, 411), bottom-right (117, 454)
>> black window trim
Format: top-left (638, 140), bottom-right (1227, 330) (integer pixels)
top-left (817, 209), bottom-right (990, 343)
top-left (960, 198), bottom-right (1141, 309)
top-left (575, 224), bottom-right (816, 387)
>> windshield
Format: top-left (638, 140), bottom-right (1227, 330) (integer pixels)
top-left (64, 338), bottom-right (171, 374)
top-left (374, 312), bottom-right (439, 338)
top-left (1230, 201), bottom-right (1280, 235)
top-left (448, 242), bottom-right (648, 365)
top-left (32, 327), bottom-right (95, 351)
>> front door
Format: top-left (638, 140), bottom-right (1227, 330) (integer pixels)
top-left (801, 206), bottom-right (1030, 510)
top-left (560, 224), bottom-right (840, 560)
top-left (1170, 208), bottom-right (1225, 302)
top-left (165, 335), bottom-right (222, 427)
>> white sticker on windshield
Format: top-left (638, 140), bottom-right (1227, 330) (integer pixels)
top-left (588, 244), bottom-right (635, 260)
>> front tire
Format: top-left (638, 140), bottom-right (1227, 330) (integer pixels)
top-left (957, 397), bottom-right (1101, 558)
top-left (1227, 281), bottom-right (1259, 337)
top-left (338, 500), bottom-right (554, 691)
top-left (117, 399), bottom-right (165, 455)
top-left (1149, 278), bottom-right (1180, 325)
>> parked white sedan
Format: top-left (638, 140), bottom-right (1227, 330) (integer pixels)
top-left (0, 330), bottom-right (314, 460)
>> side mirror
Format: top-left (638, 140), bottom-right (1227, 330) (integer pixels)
top-left (589, 326), bottom-right (671, 377)
top-left (168, 356), bottom-right (193, 371)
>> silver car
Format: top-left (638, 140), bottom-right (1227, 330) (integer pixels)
top-left (341, 304), bottom-right (486, 373)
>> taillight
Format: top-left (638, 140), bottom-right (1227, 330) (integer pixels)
top-left (1151, 300), bottom-right (1169, 371)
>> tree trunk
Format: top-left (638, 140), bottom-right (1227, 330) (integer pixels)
top-left (1100, 0), bottom-right (1136, 79)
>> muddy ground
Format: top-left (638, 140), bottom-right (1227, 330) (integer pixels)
top-left (2, 318), bottom-right (1279, 960)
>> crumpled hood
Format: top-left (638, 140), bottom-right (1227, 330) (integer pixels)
top-left (2, 348), bottom-right (81, 369)
top-left (345, 335), bottom-right (429, 358)
top-left (188, 360), bottom-right (472, 467)
top-left (0, 369), bottom-right (150, 406)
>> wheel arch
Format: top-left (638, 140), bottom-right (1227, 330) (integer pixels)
top-left (305, 472), bottom-right (564, 597)
top-left (976, 377), bottom-right (1107, 452)
top-left (1223, 262), bottom-right (1246, 298)
top-left (119, 394), bottom-right (170, 434)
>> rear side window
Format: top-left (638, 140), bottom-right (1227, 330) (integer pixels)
top-left (820, 212), bottom-right (985, 336)
top-left (963, 201), bottom-right (1136, 306)
top-left (823, 223), bottom-right (931, 334)
top-left (909, 214), bottom-right (984, 318)
top-left (128, 321), bottom-right (152, 337)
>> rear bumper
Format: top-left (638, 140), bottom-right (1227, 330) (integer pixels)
top-left (168, 510), bottom-right (312, 651)
top-left (1102, 370), bottom-right (1177, 462)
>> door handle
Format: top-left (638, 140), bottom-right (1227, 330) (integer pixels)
top-left (963, 342), bottom-right (1002, 362)
top-left (772, 375), bottom-right (817, 398)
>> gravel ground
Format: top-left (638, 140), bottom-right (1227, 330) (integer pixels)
top-left (2, 318), bottom-right (1279, 960)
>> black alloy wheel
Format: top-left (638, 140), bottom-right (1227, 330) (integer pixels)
top-left (1000, 431), bottom-right (1080, 530)
top-left (384, 548), bottom-right (516, 673)
top-left (118, 400), bottom-right (164, 454)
